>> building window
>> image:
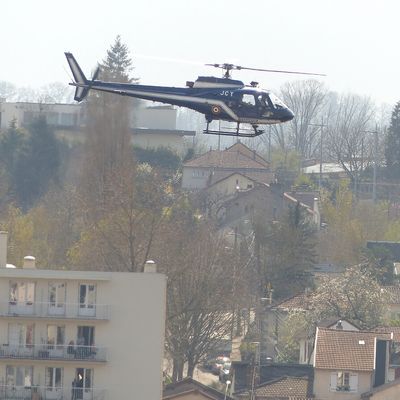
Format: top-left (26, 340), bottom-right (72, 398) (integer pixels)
top-left (8, 323), bottom-right (34, 346)
top-left (192, 170), bottom-right (206, 178)
top-left (331, 371), bottom-right (358, 392)
top-left (49, 282), bottom-right (66, 308)
top-left (79, 284), bottom-right (96, 316)
top-left (47, 325), bottom-right (65, 348)
top-left (337, 371), bottom-right (350, 391)
top-left (46, 367), bottom-right (63, 390)
top-left (6, 365), bottom-right (33, 387)
top-left (76, 368), bottom-right (93, 391)
top-left (9, 282), bottom-right (35, 304)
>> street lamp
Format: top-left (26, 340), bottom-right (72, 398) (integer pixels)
top-left (224, 380), bottom-right (231, 400)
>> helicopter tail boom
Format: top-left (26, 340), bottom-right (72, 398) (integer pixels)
top-left (65, 52), bottom-right (90, 102)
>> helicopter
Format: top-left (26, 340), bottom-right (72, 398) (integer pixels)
top-left (65, 52), bottom-right (324, 137)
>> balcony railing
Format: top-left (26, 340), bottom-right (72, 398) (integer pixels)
top-left (0, 386), bottom-right (107, 400)
top-left (0, 344), bottom-right (107, 362)
top-left (0, 302), bottom-right (110, 320)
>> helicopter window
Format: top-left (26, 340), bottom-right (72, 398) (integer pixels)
top-left (242, 94), bottom-right (256, 106)
top-left (269, 93), bottom-right (288, 109)
top-left (259, 94), bottom-right (273, 109)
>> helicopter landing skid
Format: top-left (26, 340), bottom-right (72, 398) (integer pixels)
top-left (203, 122), bottom-right (264, 138)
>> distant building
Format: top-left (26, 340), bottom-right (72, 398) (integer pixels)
top-left (163, 377), bottom-right (234, 400)
top-left (182, 142), bottom-right (273, 190)
top-left (0, 99), bottom-right (195, 155)
top-left (313, 327), bottom-right (391, 399)
top-left (0, 231), bottom-right (166, 400)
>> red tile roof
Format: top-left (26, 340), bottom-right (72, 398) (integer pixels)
top-left (225, 142), bottom-right (270, 168)
top-left (314, 327), bottom-right (391, 371)
top-left (374, 326), bottom-right (400, 342)
top-left (235, 376), bottom-right (313, 399)
top-left (274, 292), bottom-right (313, 311)
top-left (184, 142), bottom-right (270, 170)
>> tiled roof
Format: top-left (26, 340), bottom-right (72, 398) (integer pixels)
top-left (287, 191), bottom-right (319, 209)
top-left (235, 376), bottom-right (313, 399)
top-left (225, 142), bottom-right (270, 168)
top-left (374, 326), bottom-right (400, 342)
top-left (183, 143), bottom-right (270, 170)
top-left (163, 377), bottom-right (234, 400)
top-left (209, 170), bottom-right (274, 186)
top-left (314, 327), bottom-right (391, 371)
top-left (274, 292), bottom-right (313, 311)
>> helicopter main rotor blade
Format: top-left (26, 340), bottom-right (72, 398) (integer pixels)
top-left (206, 63), bottom-right (326, 77)
top-left (238, 66), bottom-right (326, 77)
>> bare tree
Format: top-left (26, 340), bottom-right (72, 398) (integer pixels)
top-left (158, 219), bottom-right (247, 381)
top-left (279, 80), bottom-right (327, 159)
top-left (325, 93), bottom-right (376, 186)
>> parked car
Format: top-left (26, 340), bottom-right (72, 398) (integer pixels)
top-left (219, 361), bottom-right (231, 382)
top-left (211, 356), bottom-right (230, 375)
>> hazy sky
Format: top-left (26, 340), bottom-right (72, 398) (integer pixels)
top-left (2, 0), bottom-right (399, 105)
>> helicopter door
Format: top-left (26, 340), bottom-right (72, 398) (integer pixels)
top-left (235, 93), bottom-right (259, 119)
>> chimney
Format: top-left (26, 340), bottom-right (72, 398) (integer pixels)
top-left (23, 256), bottom-right (36, 269)
top-left (144, 260), bottom-right (157, 273)
top-left (335, 320), bottom-right (343, 330)
top-left (0, 231), bottom-right (8, 268)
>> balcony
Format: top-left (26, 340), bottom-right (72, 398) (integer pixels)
top-left (0, 344), bottom-right (107, 362)
top-left (0, 386), bottom-right (107, 400)
top-left (0, 302), bottom-right (110, 320)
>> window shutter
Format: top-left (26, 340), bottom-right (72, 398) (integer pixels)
top-left (349, 373), bottom-right (358, 392)
top-left (330, 372), bottom-right (337, 391)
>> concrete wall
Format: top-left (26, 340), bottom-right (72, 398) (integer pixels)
top-left (363, 382), bottom-right (400, 399)
top-left (135, 106), bottom-right (176, 130)
top-left (314, 369), bottom-right (372, 400)
top-left (207, 174), bottom-right (255, 199)
top-left (0, 268), bottom-right (166, 400)
top-left (182, 167), bottom-right (210, 189)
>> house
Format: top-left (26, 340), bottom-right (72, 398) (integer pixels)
top-left (163, 377), bottom-right (234, 400)
top-left (361, 378), bottom-right (400, 399)
top-left (0, 99), bottom-right (194, 155)
top-left (313, 327), bottom-right (392, 400)
top-left (234, 375), bottom-right (314, 400)
top-left (0, 231), bottom-right (166, 400)
top-left (182, 142), bottom-right (273, 190)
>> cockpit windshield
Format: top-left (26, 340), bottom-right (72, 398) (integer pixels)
top-left (257, 94), bottom-right (272, 109)
top-left (268, 93), bottom-right (288, 109)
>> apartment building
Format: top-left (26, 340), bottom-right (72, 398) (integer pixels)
top-left (0, 232), bottom-right (166, 400)
top-left (0, 99), bottom-right (195, 155)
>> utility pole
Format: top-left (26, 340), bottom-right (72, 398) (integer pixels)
top-left (373, 124), bottom-right (379, 203)
top-left (362, 126), bottom-right (379, 203)
top-left (309, 119), bottom-right (327, 192)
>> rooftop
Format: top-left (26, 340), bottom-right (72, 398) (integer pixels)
top-left (184, 142), bottom-right (270, 170)
top-left (314, 327), bottom-right (391, 371)
top-left (235, 376), bottom-right (314, 399)
top-left (163, 377), bottom-right (233, 400)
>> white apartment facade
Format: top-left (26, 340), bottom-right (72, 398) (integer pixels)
top-left (0, 99), bottom-right (195, 155)
top-left (0, 232), bottom-right (166, 400)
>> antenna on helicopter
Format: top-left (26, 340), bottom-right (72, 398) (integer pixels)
top-left (205, 63), bottom-right (326, 79)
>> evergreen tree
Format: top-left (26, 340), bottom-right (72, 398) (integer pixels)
top-left (385, 101), bottom-right (400, 179)
top-left (80, 36), bottom-right (137, 221)
top-left (254, 202), bottom-right (317, 299)
top-left (100, 35), bottom-right (137, 83)
top-left (0, 119), bottom-right (26, 192)
top-left (14, 116), bottom-right (60, 209)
